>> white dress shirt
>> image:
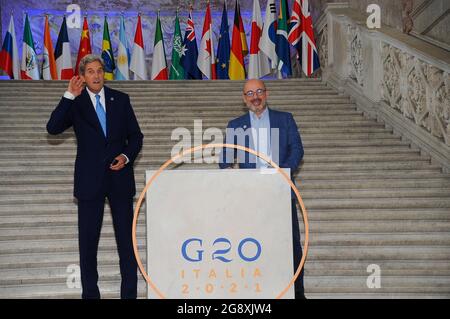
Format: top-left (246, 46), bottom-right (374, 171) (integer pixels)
top-left (63, 87), bottom-right (129, 165)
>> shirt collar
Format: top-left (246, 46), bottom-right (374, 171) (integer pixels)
top-left (86, 86), bottom-right (105, 100)
top-left (249, 107), bottom-right (269, 121)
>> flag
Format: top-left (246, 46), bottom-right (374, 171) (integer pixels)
top-left (181, 8), bottom-right (202, 79)
top-left (229, 0), bottom-right (246, 80)
top-left (0, 15), bottom-right (20, 79)
top-left (130, 15), bottom-right (147, 80)
top-left (42, 15), bottom-right (57, 80)
top-left (216, 1), bottom-right (230, 79)
top-left (248, 0), bottom-right (270, 79)
top-left (102, 16), bottom-right (115, 80)
top-left (289, 0), bottom-right (320, 76)
top-left (151, 11), bottom-right (168, 80)
top-left (238, 1), bottom-right (248, 57)
top-left (197, 2), bottom-right (217, 80)
top-left (276, 0), bottom-right (292, 77)
top-left (21, 14), bottom-right (40, 80)
top-left (54, 16), bottom-right (73, 80)
top-left (169, 11), bottom-right (185, 80)
top-left (74, 16), bottom-right (92, 76)
top-left (259, 0), bottom-right (278, 70)
top-left (116, 15), bottom-right (130, 80)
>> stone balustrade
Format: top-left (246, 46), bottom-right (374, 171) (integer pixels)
top-left (317, 2), bottom-right (450, 172)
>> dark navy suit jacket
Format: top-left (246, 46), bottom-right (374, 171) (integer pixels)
top-left (219, 108), bottom-right (304, 174)
top-left (46, 86), bottom-right (143, 200)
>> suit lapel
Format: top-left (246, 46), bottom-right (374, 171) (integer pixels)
top-left (104, 86), bottom-right (114, 141)
top-left (243, 112), bottom-right (251, 130)
top-left (268, 107), bottom-right (276, 130)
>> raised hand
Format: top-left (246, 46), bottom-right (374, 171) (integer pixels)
top-left (67, 76), bottom-right (85, 98)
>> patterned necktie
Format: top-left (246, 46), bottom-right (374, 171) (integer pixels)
top-left (95, 94), bottom-right (107, 137)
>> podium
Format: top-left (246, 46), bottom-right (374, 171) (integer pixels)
top-left (145, 169), bottom-right (295, 299)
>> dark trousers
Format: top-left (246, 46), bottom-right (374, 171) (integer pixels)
top-left (292, 199), bottom-right (305, 299)
top-left (77, 193), bottom-right (137, 299)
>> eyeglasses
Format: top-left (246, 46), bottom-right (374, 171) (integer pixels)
top-left (244, 89), bottom-right (266, 97)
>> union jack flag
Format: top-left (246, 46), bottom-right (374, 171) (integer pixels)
top-left (288, 0), bottom-right (320, 77)
top-left (186, 13), bottom-right (196, 42)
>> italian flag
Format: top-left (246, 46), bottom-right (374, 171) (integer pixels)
top-left (21, 14), bottom-right (40, 80)
top-left (151, 12), bottom-right (168, 80)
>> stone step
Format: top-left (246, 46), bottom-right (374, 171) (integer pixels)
top-left (0, 142), bottom-right (418, 154)
top-left (1, 206), bottom-right (448, 226)
top-left (0, 92), bottom-right (342, 101)
top-left (2, 282), bottom-right (450, 299)
top-left (0, 167), bottom-right (445, 182)
top-left (1, 220), bottom-right (449, 241)
top-left (1, 233), bottom-right (450, 258)
top-left (0, 87), bottom-right (332, 95)
top-left (0, 162), bottom-right (442, 177)
top-left (6, 260), bottom-right (447, 287)
top-left (303, 198), bottom-right (450, 210)
top-left (0, 237), bottom-right (147, 255)
top-left (306, 292), bottom-right (450, 299)
top-left (0, 265), bottom-right (127, 286)
top-left (0, 154), bottom-right (429, 166)
top-left (306, 208), bottom-right (450, 221)
top-left (307, 233), bottom-right (450, 246)
top-left (3, 186), bottom-right (447, 203)
top-left (0, 110), bottom-right (365, 122)
top-left (304, 276), bottom-right (450, 290)
top-left (0, 97), bottom-right (351, 106)
top-left (0, 251), bottom-right (147, 270)
top-left (2, 246), bottom-right (449, 268)
top-left (135, 114), bottom-right (369, 123)
top-left (0, 125), bottom-right (392, 136)
top-left (0, 103), bottom-right (358, 113)
top-left (2, 110), bottom-right (357, 122)
top-left (0, 213), bottom-right (145, 227)
top-left (0, 281), bottom-right (148, 299)
top-left (0, 138), bottom-right (410, 149)
top-left (0, 132), bottom-right (401, 144)
top-left (0, 225), bottom-right (146, 241)
top-left (300, 178), bottom-right (450, 189)
top-left (1, 115), bottom-right (369, 126)
top-left (301, 188), bottom-right (450, 199)
top-left (309, 246), bottom-right (450, 260)
top-left (0, 145), bottom-right (421, 158)
top-left (301, 221), bottom-right (450, 233)
top-left (2, 177), bottom-right (448, 196)
top-left (2, 261), bottom-right (450, 289)
top-left (304, 260), bottom-right (450, 276)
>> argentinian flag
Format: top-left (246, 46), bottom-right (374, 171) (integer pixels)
top-left (116, 15), bottom-right (130, 80)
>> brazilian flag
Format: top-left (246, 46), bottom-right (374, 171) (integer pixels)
top-left (102, 16), bottom-right (115, 80)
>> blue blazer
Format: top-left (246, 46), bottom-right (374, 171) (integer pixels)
top-left (47, 86), bottom-right (143, 200)
top-left (219, 108), bottom-right (304, 174)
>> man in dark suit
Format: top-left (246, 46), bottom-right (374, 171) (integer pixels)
top-left (47, 54), bottom-right (143, 299)
top-left (219, 79), bottom-right (305, 299)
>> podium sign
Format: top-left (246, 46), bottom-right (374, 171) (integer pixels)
top-left (145, 169), bottom-right (294, 299)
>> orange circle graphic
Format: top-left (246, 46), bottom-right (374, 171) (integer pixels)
top-left (132, 143), bottom-right (309, 299)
